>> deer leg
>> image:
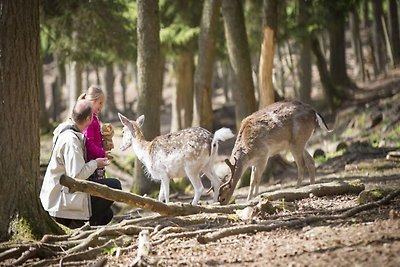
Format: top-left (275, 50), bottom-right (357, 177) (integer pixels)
top-left (159, 177), bottom-right (170, 203)
top-left (158, 183), bottom-right (165, 202)
top-left (186, 169), bottom-right (205, 205)
top-left (303, 150), bottom-right (315, 184)
top-left (247, 159), bottom-right (268, 201)
top-left (290, 147), bottom-right (306, 188)
top-left (203, 168), bottom-right (222, 203)
top-left (248, 166), bottom-right (257, 201)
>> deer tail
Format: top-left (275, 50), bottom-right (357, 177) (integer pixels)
top-left (316, 112), bottom-right (333, 132)
top-left (210, 128), bottom-right (234, 156)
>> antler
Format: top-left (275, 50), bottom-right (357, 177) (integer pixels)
top-left (219, 157), bottom-right (237, 189)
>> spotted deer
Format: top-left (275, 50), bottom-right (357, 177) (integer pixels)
top-left (118, 113), bottom-right (234, 205)
top-left (218, 100), bottom-right (332, 205)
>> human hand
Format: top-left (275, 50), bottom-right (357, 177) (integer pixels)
top-left (96, 157), bottom-right (110, 168)
top-left (106, 151), bottom-right (114, 160)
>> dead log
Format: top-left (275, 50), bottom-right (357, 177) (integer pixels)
top-left (59, 174), bottom-right (252, 216)
top-left (260, 181), bottom-right (365, 201)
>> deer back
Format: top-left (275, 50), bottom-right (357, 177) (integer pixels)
top-left (147, 127), bottom-right (213, 177)
top-left (228, 101), bottom-right (316, 182)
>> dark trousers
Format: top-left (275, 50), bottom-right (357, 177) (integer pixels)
top-left (55, 177), bottom-right (122, 229)
top-left (90, 177), bottom-right (122, 226)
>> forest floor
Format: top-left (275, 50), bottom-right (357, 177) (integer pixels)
top-left (8, 69), bottom-right (399, 266)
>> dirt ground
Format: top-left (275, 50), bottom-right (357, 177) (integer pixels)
top-left (100, 154), bottom-right (400, 267)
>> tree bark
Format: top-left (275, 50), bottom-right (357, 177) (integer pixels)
top-left (66, 61), bottom-right (82, 116)
top-left (258, 0), bottom-right (278, 109)
top-left (371, 0), bottom-right (387, 75)
top-left (39, 63), bottom-right (51, 133)
top-left (297, 0), bottom-right (312, 104)
top-left (349, 9), bottom-right (366, 81)
top-left (104, 64), bottom-right (118, 120)
top-left (0, 0), bottom-right (64, 241)
top-left (193, 0), bottom-right (221, 131)
top-left (387, 0), bottom-right (400, 66)
top-left (135, 0), bottom-right (162, 195)
top-left (222, 0), bottom-right (256, 130)
top-left (171, 50), bottom-right (194, 132)
top-left (329, 9), bottom-right (353, 91)
top-left (311, 37), bottom-right (338, 111)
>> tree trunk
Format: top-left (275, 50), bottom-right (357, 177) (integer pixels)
top-left (171, 50), bottom-right (194, 132)
top-left (39, 63), bottom-right (51, 133)
top-left (349, 9), bottom-right (366, 81)
top-left (119, 64), bottom-right (128, 113)
top-left (388, 0), bottom-right (400, 66)
top-left (297, 0), bottom-right (312, 104)
top-left (104, 64), bottom-right (118, 120)
top-left (222, 0), bottom-right (256, 130)
top-left (311, 37), bottom-right (337, 111)
top-left (51, 54), bottom-right (65, 122)
top-left (257, 0), bottom-right (278, 108)
top-left (135, 0), bottom-right (162, 195)
top-left (372, 0), bottom-right (387, 75)
top-left (329, 11), bottom-right (352, 92)
top-left (0, 0), bottom-right (64, 241)
top-left (66, 61), bottom-right (82, 116)
top-left (193, 0), bottom-right (221, 131)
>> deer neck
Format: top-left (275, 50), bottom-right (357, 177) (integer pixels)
top-left (130, 131), bottom-right (151, 165)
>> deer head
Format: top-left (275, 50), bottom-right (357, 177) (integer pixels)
top-left (118, 113), bottom-right (145, 151)
top-left (218, 157), bottom-right (239, 204)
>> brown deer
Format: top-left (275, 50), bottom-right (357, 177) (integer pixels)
top-left (118, 113), bottom-right (234, 205)
top-left (218, 100), bottom-right (332, 205)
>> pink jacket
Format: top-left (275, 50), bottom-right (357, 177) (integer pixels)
top-left (83, 114), bottom-right (106, 161)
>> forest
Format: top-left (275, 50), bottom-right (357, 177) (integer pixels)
top-left (1, 0), bottom-right (400, 266)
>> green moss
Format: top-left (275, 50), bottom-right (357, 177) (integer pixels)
top-left (348, 180), bottom-right (363, 188)
top-left (9, 216), bottom-right (36, 241)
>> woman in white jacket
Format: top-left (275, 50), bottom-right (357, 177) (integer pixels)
top-left (40, 99), bottom-right (121, 228)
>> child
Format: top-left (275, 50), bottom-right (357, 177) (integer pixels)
top-left (78, 85), bottom-right (110, 180)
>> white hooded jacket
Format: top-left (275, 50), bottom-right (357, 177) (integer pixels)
top-left (40, 120), bottom-right (98, 220)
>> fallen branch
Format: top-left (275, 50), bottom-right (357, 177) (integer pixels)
top-left (260, 181), bottom-right (365, 201)
top-left (60, 174), bottom-right (253, 216)
top-left (197, 189), bottom-right (400, 244)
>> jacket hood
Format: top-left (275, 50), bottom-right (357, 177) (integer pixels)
top-left (52, 118), bottom-right (80, 144)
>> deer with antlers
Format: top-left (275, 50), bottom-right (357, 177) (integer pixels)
top-left (118, 113), bottom-right (234, 205)
top-left (218, 100), bottom-right (332, 205)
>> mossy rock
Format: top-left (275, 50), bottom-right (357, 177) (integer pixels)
top-left (256, 198), bottom-right (277, 214)
top-left (358, 188), bottom-right (391, 204)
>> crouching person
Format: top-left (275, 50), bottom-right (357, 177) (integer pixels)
top-left (40, 99), bottom-right (122, 229)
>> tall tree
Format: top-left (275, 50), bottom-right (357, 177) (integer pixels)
top-left (387, 0), bottom-right (400, 66)
top-left (193, 0), bottom-right (222, 131)
top-left (328, 2), bottom-right (354, 91)
top-left (349, 7), bottom-right (366, 81)
top-left (297, 0), bottom-right (312, 104)
top-left (311, 37), bottom-right (337, 111)
top-left (258, 0), bottom-right (278, 108)
top-left (134, 0), bottom-right (162, 194)
top-left (0, 0), bottom-right (64, 241)
top-left (371, 0), bottom-right (387, 76)
top-left (172, 50), bottom-right (194, 132)
top-left (103, 64), bottom-right (118, 120)
top-left (222, 0), bottom-right (256, 129)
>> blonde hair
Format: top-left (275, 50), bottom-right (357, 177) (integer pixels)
top-left (78, 85), bottom-right (104, 101)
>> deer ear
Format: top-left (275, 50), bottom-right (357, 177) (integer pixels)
top-left (118, 113), bottom-right (130, 126)
top-left (137, 115), bottom-right (145, 127)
